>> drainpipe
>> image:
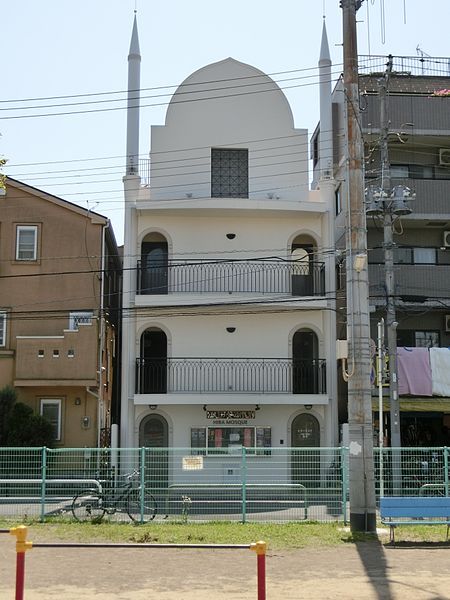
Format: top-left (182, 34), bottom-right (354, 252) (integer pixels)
top-left (96, 222), bottom-right (108, 448)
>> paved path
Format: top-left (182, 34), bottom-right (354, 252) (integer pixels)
top-left (1, 535), bottom-right (450, 599)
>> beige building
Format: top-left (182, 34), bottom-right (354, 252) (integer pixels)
top-left (0, 178), bottom-right (121, 447)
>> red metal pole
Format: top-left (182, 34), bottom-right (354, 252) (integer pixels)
top-left (10, 526), bottom-right (33, 600)
top-left (15, 551), bottom-right (25, 600)
top-left (250, 541), bottom-right (266, 600)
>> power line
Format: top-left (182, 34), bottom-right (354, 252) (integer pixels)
top-left (0, 73), bottom-right (346, 121)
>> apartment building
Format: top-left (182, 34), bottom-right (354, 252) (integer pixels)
top-left (312, 54), bottom-right (450, 446)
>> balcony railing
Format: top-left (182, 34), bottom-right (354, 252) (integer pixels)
top-left (135, 357), bottom-right (327, 395)
top-left (359, 55), bottom-right (450, 77)
top-left (136, 260), bottom-right (325, 296)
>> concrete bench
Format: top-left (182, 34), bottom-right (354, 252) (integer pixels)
top-left (380, 496), bottom-right (450, 543)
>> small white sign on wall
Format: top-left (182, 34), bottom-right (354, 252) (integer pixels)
top-left (182, 456), bottom-right (204, 470)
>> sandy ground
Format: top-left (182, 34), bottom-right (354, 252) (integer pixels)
top-left (1, 534), bottom-right (450, 599)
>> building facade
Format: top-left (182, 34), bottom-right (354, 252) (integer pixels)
top-left (0, 178), bottom-right (121, 447)
top-left (120, 19), bottom-right (338, 471)
top-left (313, 54), bottom-right (450, 446)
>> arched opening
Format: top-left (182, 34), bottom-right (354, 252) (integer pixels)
top-left (140, 233), bottom-right (168, 294)
top-left (139, 414), bottom-right (169, 447)
top-left (291, 235), bottom-right (315, 296)
top-left (292, 329), bottom-right (319, 394)
top-left (139, 414), bottom-right (169, 489)
top-left (291, 413), bottom-right (320, 487)
top-left (138, 329), bottom-right (167, 393)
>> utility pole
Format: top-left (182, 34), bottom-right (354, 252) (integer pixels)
top-left (379, 56), bottom-right (402, 450)
top-left (341, 0), bottom-right (377, 532)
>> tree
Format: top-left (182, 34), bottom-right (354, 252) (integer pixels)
top-left (0, 385), bottom-right (16, 445)
top-left (0, 385), bottom-right (55, 447)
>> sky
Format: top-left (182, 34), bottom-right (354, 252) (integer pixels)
top-left (2, 0), bottom-right (450, 245)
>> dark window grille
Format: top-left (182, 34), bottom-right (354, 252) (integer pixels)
top-left (211, 148), bottom-right (248, 198)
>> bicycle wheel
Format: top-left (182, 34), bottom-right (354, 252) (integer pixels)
top-left (127, 488), bottom-right (157, 522)
top-left (72, 490), bottom-right (106, 522)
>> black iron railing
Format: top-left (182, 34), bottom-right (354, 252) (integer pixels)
top-left (136, 260), bottom-right (325, 296)
top-left (135, 357), bottom-right (327, 395)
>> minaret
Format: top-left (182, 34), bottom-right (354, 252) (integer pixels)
top-left (319, 19), bottom-right (333, 179)
top-left (126, 14), bottom-right (141, 175)
top-left (120, 15), bottom-right (141, 449)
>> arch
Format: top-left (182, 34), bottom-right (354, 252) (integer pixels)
top-left (139, 413), bottom-right (169, 447)
top-left (140, 232), bottom-right (169, 295)
top-left (138, 328), bottom-right (167, 393)
top-left (139, 413), bottom-right (169, 488)
top-left (290, 233), bottom-right (319, 297)
top-left (291, 412), bottom-right (321, 447)
top-left (292, 328), bottom-right (320, 394)
top-left (290, 412), bottom-right (321, 487)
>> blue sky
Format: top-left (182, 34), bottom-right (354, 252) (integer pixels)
top-left (2, 0), bottom-right (449, 244)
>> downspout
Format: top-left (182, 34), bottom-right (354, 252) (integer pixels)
top-left (96, 221), bottom-right (108, 447)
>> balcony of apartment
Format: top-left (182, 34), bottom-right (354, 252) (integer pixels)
top-left (135, 357), bottom-right (327, 398)
top-left (389, 178), bottom-right (450, 218)
top-left (136, 260), bottom-right (326, 297)
top-left (14, 325), bottom-right (98, 386)
top-left (369, 262), bottom-right (450, 307)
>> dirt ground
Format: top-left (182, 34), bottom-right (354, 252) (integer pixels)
top-left (2, 533), bottom-right (450, 599)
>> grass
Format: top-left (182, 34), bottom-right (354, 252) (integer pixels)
top-left (1, 518), bottom-right (449, 548)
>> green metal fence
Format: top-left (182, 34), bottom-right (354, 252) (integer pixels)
top-left (0, 447), bottom-right (448, 523)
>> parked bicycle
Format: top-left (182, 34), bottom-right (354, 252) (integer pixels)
top-left (71, 469), bottom-right (157, 523)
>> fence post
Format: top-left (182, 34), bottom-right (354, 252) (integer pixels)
top-left (342, 446), bottom-right (349, 524)
top-left (241, 446), bottom-right (247, 524)
top-left (140, 447), bottom-right (146, 524)
top-left (444, 447), bottom-right (449, 497)
top-left (40, 447), bottom-right (47, 523)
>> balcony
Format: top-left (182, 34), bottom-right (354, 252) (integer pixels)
top-left (135, 357), bottom-right (327, 395)
top-left (14, 325), bottom-right (98, 386)
top-left (369, 263), bottom-right (450, 308)
top-left (136, 260), bottom-right (325, 296)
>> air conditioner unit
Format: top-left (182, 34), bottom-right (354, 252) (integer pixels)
top-left (445, 315), bottom-right (450, 333)
top-left (443, 231), bottom-right (450, 247)
top-left (439, 148), bottom-right (450, 166)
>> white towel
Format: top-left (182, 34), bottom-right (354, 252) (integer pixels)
top-left (429, 347), bottom-right (450, 396)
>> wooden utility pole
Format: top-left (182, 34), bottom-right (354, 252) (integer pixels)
top-left (341, 0), bottom-right (377, 532)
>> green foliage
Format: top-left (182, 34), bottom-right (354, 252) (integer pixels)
top-left (0, 385), bottom-right (54, 447)
top-left (0, 385), bottom-right (17, 445)
top-left (0, 157), bottom-right (6, 190)
top-left (5, 402), bottom-right (54, 448)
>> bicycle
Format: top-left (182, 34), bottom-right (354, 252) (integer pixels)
top-left (71, 469), bottom-right (157, 523)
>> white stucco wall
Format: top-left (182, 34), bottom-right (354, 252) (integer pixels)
top-left (137, 211), bottom-right (323, 260)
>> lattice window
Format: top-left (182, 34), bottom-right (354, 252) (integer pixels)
top-left (211, 148), bottom-right (248, 198)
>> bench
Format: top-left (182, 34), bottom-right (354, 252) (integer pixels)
top-left (380, 496), bottom-right (450, 543)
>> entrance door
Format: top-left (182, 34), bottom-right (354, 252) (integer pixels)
top-left (141, 241), bottom-right (168, 294)
top-left (291, 245), bottom-right (313, 296)
top-left (293, 330), bottom-right (319, 393)
top-left (139, 414), bottom-right (169, 490)
top-left (140, 329), bottom-right (167, 393)
top-left (291, 413), bottom-right (320, 487)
